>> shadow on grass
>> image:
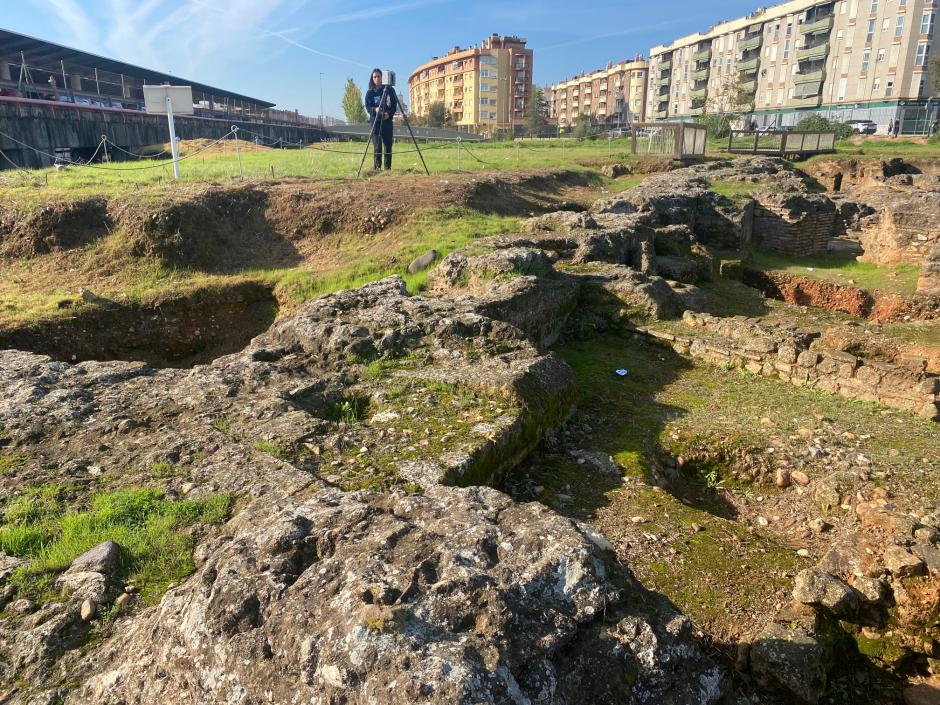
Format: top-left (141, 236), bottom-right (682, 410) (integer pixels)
top-left (506, 330), bottom-right (738, 522)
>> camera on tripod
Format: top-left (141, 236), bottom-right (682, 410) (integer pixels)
top-left (380, 70), bottom-right (396, 87)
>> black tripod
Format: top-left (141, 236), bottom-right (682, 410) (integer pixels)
top-left (357, 84), bottom-right (429, 177)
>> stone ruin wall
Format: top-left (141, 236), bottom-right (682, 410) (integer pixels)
top-left (633, 312), bottom-right (940, 421)
top-left (751, 198), bottom-right (838, 256)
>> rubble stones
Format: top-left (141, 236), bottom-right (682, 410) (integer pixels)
top-left (750, 621), bottom-right (828, 704)
top-left (883, 545), bottom-right (926, 578)
top-left (792, 569), bottom-right (859, 617)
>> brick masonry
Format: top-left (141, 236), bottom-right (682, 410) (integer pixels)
top-left (752, 193), bottom-right (838, 257)
top-left (633, 312), bottom-right (939, 421)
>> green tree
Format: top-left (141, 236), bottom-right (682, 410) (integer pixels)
top-left (698, 72), bottom-right (755, 138)
top-left (342, 78), bottom-right (368, 124)
top-left (573, 113), bottom-right (595, 140)
top-left (526, 87), bottom-right (549, 136)
top-left (427, 101), bottom-right (452, 128)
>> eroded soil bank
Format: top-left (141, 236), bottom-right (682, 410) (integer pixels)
top-left (0, 281), bottom-right (277, 367)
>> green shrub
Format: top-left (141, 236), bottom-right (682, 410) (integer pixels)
top-left (795, 115), bottom-right (853, 140)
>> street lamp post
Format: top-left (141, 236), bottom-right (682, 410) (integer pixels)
top-left (319, 72), bottom-right (325, 127)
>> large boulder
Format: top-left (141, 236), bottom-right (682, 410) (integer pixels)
top-left (74, 486), bottom-right (725, 705)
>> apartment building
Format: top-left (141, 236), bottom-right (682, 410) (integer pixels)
top-left (549, 58), bottom-right (649, 128)
top-left (647, 0), bottom-right (938, 132)
top-left (408, 34), bottom-right (533, 134)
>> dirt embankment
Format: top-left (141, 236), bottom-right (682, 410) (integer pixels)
top-left (0, 170), bottom-right (598, 269)
top-left (743, 268), bottom-right (938, 321)
top-left (804, 156), bottom-right (940, 192)
top-left (0, 280), bottom-right (277, 367)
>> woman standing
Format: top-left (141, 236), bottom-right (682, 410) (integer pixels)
top-left (364, 69), bottom-right (398, 171)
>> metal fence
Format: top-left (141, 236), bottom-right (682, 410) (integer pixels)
top-left (726, 130), bottom-right (836, 157)
top-left (630, 122), bottom-right (707, 158)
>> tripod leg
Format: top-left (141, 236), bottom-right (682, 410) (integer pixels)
top-left (395, 89), bottom-right (430, 176)
top-left (356, 117), bottom-right (380, 178)
top-left (357, 86), bottom-right (389, 178)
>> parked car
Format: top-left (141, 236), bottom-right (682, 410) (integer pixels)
top-left (608, 128), bottom-right (628, 138)
top-left (845, 119), bottom-right (877, 134)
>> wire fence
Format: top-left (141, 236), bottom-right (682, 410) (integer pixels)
top-left (0, 129), bottom-right (656, 189)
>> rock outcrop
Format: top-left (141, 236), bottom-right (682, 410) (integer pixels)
top-left (0, 275), bottom-right (725, 704)
top-left (74, 486), bottom-right (724, 705)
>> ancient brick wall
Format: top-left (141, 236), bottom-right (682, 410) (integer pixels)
top-left (633, 312), bottom-right (939, 421)
top-left (752, 193), bottom-right (838, 256)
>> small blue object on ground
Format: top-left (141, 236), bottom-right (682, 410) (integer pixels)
top-left (615, 369), bottom-right (628, 377)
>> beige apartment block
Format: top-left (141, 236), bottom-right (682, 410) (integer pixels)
top-left (408, 34), bottom-right (533, 134)
top-left (647, 0), bottom-right (938, 133)
top-left (549, 58), bottom-right (649, 128)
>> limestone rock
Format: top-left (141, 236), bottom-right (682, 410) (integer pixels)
top-left (75, 486), bottom-right (724, 705)
top-left (0, 553), bottom-right (26, 583)
top-left (407, 249), bottom-right (439, 274)
top-left (66, 541), bottom-right (120, 576)
top-left (792, 569), bottom-right (859, 617)
top-left (750, 621), bottom-right (827, 704)
top-left (883, 545), bottom-right (926, 578)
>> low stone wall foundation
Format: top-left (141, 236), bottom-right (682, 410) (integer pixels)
top-left (633, 312), bottom-right (939, 421)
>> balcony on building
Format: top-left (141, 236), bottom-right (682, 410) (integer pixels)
top-left (658, 74), bottom-right (672, 87)
top-left (794, 67), bottom-right (825, 86)
top-left (655, 109), bottom-right (668, 119)
top-left (739, 31), bottom-right (763, 52)
top-left (690, 86), bottom-right (708, 100)
top-left (796, 41), bottom-right (829, 62)
top-left (739, 57), bottom-right (760, 72)
top-left (659, 59), bottom-right (673, 72)
top-left (691, 67), bottom-right (709, 82)
top-left (792, 94), bottom-right (823, 108)
top-left (800, 15), bottom-right (834, 35)
top-left (693, 44), bottom-right (712, 63)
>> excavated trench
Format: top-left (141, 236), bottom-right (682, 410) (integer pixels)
top-left (0, 281), bottom-right (278, 368)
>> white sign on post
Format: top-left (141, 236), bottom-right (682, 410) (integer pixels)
top-left (143, 85), bottom-right (194, 180)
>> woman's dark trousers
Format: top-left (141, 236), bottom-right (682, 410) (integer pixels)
top-left (372, 121), bottom-right (393, 170)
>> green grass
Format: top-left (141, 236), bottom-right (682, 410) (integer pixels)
top-left (520, 331), bottom-right (939, 641)
top-left (0, 137), bottom-right (657, 204)
top-left (0, 454), bottom-right (27, 475)
top-left (252, 440), bottom-right (292, 460)
top-left (1, 487), bottom-right (231, 604)
top-left (749, 248), bottom-right (921, 296)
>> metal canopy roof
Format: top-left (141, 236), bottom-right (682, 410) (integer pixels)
top-left (0, 27), bottom-right (275, 107)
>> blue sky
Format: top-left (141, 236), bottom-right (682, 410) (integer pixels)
top-left (6, 1), bottom-right (763, 117)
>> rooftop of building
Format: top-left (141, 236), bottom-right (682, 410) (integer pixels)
top-left (649, 0), bottom-right (829, 56)
top-left (0, 26), bottom-right (275, 107)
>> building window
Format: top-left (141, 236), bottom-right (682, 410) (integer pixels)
top-left (921, 11), bottom-right (935, 35)
top-left (871, 0), bottom-right (878, 14)
top-left (786, 22), bottom-right (792, 36)
top-left (838, 77), bottom-right (847, 100)
top-left (882, 17), bottom-right (890, 31)
top-left (866, 18), bottom-right (876, 41)
top-left (915, 42), bottom-right (930, 65)
top-left (861, 50), bottom-right (871, 70)
top-left (873, 78), bottom-right (881, 93)
top-left (885, 80), bottom-right (893, 97)
top-left (877, 48), bottom-right (886, 62)
top-left (784, 39), bottom-right (790, 59)
top-left (895, 15), bottom-right (905, 36)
